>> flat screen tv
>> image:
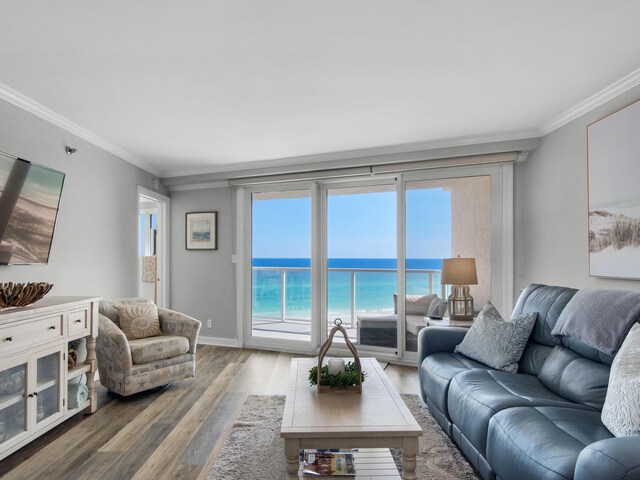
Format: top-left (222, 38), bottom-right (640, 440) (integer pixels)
top-left (0, 152), bottom-right (65, 265)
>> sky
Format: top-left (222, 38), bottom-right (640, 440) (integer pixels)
top-left (252, 187), bottom-right (451, 259)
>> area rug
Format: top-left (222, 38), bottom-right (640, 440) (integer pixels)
top-left (207, 394), bottom-right (479, 480)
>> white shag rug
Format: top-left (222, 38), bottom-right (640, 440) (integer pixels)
top-left (207, 394), bottom-right (479, 480)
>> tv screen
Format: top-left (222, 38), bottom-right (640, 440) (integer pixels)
top-left (0, 152), bottom-right (65, 265)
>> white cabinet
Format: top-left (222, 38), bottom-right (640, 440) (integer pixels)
top-left (0, 296), bottom-right (99, 460)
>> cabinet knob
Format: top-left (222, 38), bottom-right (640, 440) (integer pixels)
top-left (28, 393), bottom-right (34, 398)
top-left (33, 392), bottom-right (38, 396)
top-left (4, 336), bottom-right (12, 341)
top-left (75, 319), bottom-right (82, 323)
top-left (49, 325), bottom-right (56, 330)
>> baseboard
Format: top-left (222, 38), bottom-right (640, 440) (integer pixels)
top-left (198, 335), bottom-right (242, 348)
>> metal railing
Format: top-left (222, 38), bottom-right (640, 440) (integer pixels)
top-left (252, 266), bottom-right (445, 325)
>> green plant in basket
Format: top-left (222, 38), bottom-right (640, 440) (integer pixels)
top-left (308, 361), bottom-right (366, 388)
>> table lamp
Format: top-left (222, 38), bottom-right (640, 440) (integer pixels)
top-left (441, 257), bottom-right (478, 320)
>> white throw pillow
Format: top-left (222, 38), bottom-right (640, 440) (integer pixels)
top-left (601, 323), bottom-right (640, 437)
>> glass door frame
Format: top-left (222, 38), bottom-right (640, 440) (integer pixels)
top-left (399, 162), bottom-right (514, 362)
top-left (318, 175), bottom-right (402, 362)
top-left (241, 181), bottom-right (321, 354)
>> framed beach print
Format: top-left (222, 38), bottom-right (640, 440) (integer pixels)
top-left (186, 211), bottom-right (217, 250)
top-left (587, 99), bottom-right (640, 279)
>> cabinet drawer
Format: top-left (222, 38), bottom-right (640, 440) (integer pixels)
top-left (0, 314), bottom-right (64, 354)
top-left (68, 308), bottom-right (90, 336)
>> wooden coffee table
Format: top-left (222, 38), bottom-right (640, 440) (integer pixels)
top-left (281, 357), bottom-right (422, 479)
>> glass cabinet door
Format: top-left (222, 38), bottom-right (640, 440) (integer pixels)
top-left (34, 350), bottom-right (63, 427)
top-left (0, 362), bottom-right (28, 447)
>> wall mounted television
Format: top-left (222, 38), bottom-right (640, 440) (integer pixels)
top-left (0, 151), bottom-right (65, 265)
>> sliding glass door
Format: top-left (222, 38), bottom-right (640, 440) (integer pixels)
top-left (250, 189), bottom-right (314, 345)
top-left (241, 162), bottom-right (512, 359)
top-left (325, 183), bottom-right (397, 351)
top-left (404, 174), bottom-right (492, 352)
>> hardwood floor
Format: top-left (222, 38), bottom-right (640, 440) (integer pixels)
top-left (0, 346), bottom-right (420, 480)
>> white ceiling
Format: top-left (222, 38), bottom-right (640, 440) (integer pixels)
top-left (1, 1), bottom-right (640, 177)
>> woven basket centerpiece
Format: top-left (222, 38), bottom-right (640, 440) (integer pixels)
top-left (313, 318), bottom-right (363, 393)
top-left (0, 282), bottom-right (53, 309)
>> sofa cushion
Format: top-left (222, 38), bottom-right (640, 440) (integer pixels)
top-left (117, 303), bottom-right (162, 340)
top-left (455, 302), bottom-right (537, 373)
top-left (537, 345), bottom-right (610, 410)
top-left (511, 284), bottom-right (577, 347)
top-left (128, 335), bottom-right (189, 364)
top-left (420, 352), bottom-right (490, 420)
top-left (601, 323), bottom-right (640, 437)
top-left (487, 406), bottom-right (612, 480)
top-left (448, 369), bottom-right (596, 458)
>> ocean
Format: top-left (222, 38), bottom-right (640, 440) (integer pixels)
top-left (252, 258), bottom-right (443, 321)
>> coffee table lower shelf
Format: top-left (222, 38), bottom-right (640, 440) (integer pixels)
top-left (298, 448), bottom-right (400, 479)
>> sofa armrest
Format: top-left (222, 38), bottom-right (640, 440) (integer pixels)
top-left (158, 308), bottom-right (202, 354)
top-left (417, 326), bottom-right (468, 367)
top-left (575, 437), bottom-right (640, 480)
top-left (96, 313), bottom-right (133, 373)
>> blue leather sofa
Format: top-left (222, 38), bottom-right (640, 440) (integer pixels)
top-left (418, 284), bottom-right (640, 480)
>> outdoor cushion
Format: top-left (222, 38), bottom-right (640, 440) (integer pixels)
top-left (488, 406), bottom-right (612, 480)
top-left (129, 335), bottom-right (189, 364)
top-left (405, 315), bottom-right (428, 336)
top-left (448, 369), bottom-right (596, 457)
top-left (357, 313), bottom-right (397, 330)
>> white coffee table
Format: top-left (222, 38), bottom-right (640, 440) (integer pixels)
top-left (281, 357), bottom-right (422, 479)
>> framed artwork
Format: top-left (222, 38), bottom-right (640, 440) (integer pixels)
top-left (587, 99), bottom-right (640, 279)
top-left (186, 211), bottom-right (217, 250)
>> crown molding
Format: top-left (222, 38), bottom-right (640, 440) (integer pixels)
top-left (0, 82), bottom-right (162, 177)
top-left (540, 67), bottom-right (640, 135)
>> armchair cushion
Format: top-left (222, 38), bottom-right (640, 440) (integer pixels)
top-left (129, 335), bottom-right (189, 364)
top-left (116, 303), bottom-right (162, 340)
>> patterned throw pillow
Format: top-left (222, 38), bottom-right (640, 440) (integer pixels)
top-left (455, 302), bottom-right (537, 373)
top-left (116, 303), bottom-right (162, 340)
top-left (601, 323), bottom-right (640, 437)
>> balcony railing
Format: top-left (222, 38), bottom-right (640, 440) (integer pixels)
top-left (252, 266), bottom-right (445, 326)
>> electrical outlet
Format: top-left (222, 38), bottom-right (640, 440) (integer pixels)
top-left (207, 319), bottom-right (212, 328)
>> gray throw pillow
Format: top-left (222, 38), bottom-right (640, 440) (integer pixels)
top-left (455, 302), bottom-right (537, 373)
top-left (427, 298), bottom-right (447, 318)
top-left (601, 323), bottom-right (640, 437)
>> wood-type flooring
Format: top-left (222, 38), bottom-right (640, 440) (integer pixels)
top-left (0, 346), bottom-right (420, 480)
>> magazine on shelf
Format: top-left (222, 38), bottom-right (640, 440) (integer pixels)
top-left (302, 449), bottom-right (356, 476)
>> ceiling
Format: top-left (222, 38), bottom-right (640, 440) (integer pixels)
top-left (1, 1), bottom-right (640, 178)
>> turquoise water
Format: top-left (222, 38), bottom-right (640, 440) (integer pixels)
top-left (252, 258), bottom-right (443, 322)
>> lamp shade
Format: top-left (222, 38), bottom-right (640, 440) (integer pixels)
top-left (441, 257), bottom-right (478, 285)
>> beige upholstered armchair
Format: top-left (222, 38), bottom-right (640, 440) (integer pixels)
top-left (96, 298), bottom-right (201, 396)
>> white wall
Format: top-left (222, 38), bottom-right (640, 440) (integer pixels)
top-left (515, 85), bottom-right (640, 295)
top-left (0, 99), bottom-right (165, 299)
top-left (169, 187), bottom-right (236, 339)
